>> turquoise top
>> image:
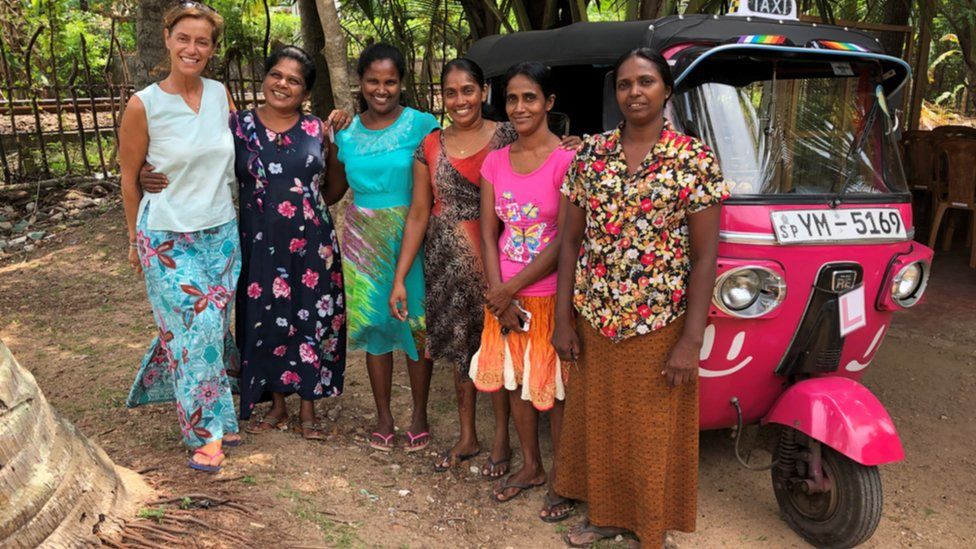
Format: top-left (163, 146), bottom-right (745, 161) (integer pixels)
top-left (135, 77), bottom-right (236, 232)
top-left (336, 107), bottom-right (439, 209)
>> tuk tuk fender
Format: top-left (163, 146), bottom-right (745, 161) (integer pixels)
top-left (762, 377), bottom-right (904, 466)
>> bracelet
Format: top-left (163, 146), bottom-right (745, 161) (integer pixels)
top-left (129, 242), bottom-right (138, 249)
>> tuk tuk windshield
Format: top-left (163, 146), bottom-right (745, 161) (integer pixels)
top-left (670, 62), bottom-right (908, 198)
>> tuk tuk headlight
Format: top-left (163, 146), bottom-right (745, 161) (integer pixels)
top-left (891, 261), bottom-right (926, 306)
top-left (714, 266), bottom-right (786, 318)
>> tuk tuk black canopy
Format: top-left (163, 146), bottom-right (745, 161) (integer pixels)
top-left (466, 15), bottom-right (887, 78)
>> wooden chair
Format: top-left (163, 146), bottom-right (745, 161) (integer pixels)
top-left (931, 125), bottom-right (976, 140)
top-left (928, 138), bottom-right (976, 267)
top-left (901, 130), bottom-right (938, 238)
top-left (901, 130), bottom-right (937, 192)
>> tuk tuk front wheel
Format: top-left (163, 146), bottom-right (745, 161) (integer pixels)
top-left (771, 430), bottom-right (883, 549)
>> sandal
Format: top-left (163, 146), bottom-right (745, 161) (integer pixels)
top-left (188, 447), bottom-right (224, 474)
top-left (433, 448), bottom-right (481, 472)
top-left (481, 455), bottom-right (511, 478)
top-left (563, 521), bottom-right (635, 548)
top-left (300, 421), bottom-right (327, 441)
top-left (369, 432), bottom-right (395, 452)
top-left (223, 434), bottom-right (243, 447)
top-left (245, 413), bottom-right (288, 434)
top-left (491, 475), bottom-right (545, 503)
top-left (404, 431), bottom-right (430, 453)
top-left (539, 492), bottom-right (576, 523)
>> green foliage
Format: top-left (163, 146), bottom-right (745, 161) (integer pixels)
top-left (213, 1), bottom-right (302, 57)
top-left (136, 507), bottom-right (165, 522)
top-left (6, 1), bottom-right (125, 87)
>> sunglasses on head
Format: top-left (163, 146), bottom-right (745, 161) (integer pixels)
top-left (177, 0), bottom-right (217, 13)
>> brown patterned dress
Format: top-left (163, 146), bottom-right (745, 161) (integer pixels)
top-left (415, 122), bottom-right (517, 372)
top-left (555, 124), bottom-right (728, 542)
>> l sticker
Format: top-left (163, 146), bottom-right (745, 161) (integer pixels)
top-left (839, 285), bottom-right (866, 337)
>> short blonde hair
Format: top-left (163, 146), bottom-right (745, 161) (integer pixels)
top-left (163, 2), bottom-right (224, 43)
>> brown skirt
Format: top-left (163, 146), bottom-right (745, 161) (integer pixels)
top-left (554, 316), bottom-right (698, 543)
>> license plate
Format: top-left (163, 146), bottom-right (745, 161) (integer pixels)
top-left (771, 208), bottom-right (907, 244)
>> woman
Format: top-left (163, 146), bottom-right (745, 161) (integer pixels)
top-left (332, 43), bottom-right (439, 451)
top-left (469, 62), bottom-right (575, 520)
top-left (552, 48), bottom-right (727, 546)
top-left (231, 46), bottom-right (346, 440)
top-left (138, 47), bottom-right (351, 440)
top-left (120, 3), bottom-right (240, 473)
top-left (388, 59), bottom-right (516, 472)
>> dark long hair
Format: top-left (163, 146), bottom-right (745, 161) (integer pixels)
top-left (503, 61), bottom-right (555, 99)
top-left (355, 42), bottom-right (408, 113)
top-left (264, 45), bottom-right (317, 92)
top-left (441, 58), bottom-right (498, 120)
top-left (612, 47), bottom-right (674, 103)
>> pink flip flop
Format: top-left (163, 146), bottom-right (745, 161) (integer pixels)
top-left (404, 431), bottom-right (430, 453)
top-left (370, 432), bottom-right (394, 452)
top-left (188, 448), bottom-right (224, 473)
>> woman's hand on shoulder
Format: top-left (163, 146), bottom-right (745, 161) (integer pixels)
top-left (389, 279), bottom-right (409, 321)
top-left (326, 109), bottom-right (353, 134)
top-left (558, 134), bottom-right (583, 151)
top-left (663, 335), bottom-right (701, 387)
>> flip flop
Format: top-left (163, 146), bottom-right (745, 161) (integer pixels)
top-left (245, 414), bottom-right (288, 434)
top-left (223, 434), bottom-right (243, 447)
top-left (404, 431), bottom-right (430, 453)
top-left (562, 521), bottom-right (635, 548)
top-left (369, 432), bottom-right (394, 452)
top-left (491, 476), bottom-right (545, 503)
top-left (188, 448), bottom-right (224, 474)
top-left (300, 422), bottom-right (327, 441)
top-left (539, 492), bottom-right (576, 523)
top-left (433, 448), bottom-right (482, 472)
top-left (481, 455), bottom-right (511, 478)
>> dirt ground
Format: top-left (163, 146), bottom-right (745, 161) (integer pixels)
top-left (1, 202), bottom-right (973, 548)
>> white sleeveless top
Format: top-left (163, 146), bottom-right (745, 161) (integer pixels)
top-left (135, 77), bottom-right (236, 232)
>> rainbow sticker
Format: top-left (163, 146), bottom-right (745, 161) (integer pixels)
top-left (813, 40), bottom-right (868, 52)
top-left (737, 35), bottom-right (788, 45)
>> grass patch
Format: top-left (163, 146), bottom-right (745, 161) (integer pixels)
top-left (95, 386), bottom-right (126, 408)
top-left (295, 505), bottom-right (361, 548)
top-left (278, 483), bottom-right (363, 547)
top-left (137, 507), bottom-right (165, 522)
top-left (241, 475), bottom-right (257, 485)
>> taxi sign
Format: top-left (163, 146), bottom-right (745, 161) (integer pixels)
top-left (729, 0), bottom-right (798, 20)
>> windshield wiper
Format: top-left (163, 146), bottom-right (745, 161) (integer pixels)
top-left (833, 99), bottom-right (880, 198)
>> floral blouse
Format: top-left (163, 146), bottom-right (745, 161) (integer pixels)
top-left (561, 120), bottom-right (729, 342)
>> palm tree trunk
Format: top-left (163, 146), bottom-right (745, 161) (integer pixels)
top-left (314, 0), bottom-right (355, 113)
top-left (298, 0), bottom-right (336, 118)
top-left (132, 0), bottom-right (169, 89)
top-left (0, 339), bottom-right (150, 547)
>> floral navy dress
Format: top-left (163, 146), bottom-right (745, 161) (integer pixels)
top-left (232, 109), bottom-right (346, 420)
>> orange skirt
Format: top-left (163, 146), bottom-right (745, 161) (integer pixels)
top-left (468, 295), bottom-right (567, 411)
top-left (555, 316), bottom-right (698, 543)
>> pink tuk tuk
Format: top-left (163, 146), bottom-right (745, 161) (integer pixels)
top-left (469, 5), bottom-right (933, 547)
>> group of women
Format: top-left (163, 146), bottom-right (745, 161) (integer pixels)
top-left (119, 3), bottom-right (727, 547)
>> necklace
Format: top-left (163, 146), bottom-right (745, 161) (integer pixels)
top-left (446, 119), bottom-right (488, 156)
